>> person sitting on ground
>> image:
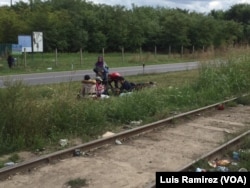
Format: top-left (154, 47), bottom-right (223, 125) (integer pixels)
top-left (79, 74), bottom-right (96, 98)
top-left (93, 55), bottom-right (109, 81)
top-left (95, 76), bottom-right (109, 99)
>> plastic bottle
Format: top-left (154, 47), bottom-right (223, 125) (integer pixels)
top-left (195, 167), bottom-right (206, 172)
top-left (216, 166), bottom-right (229, 172)
top-left (233, 151), bottom-right (240, 161)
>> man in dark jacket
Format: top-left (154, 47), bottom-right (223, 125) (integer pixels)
top-left (7, 53), bottom-right (14, 69)
top-left (118, 76), bottom-right (135, 94)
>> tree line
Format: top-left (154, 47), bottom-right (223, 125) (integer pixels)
top-left (0, 0), bottom-right (250, 53)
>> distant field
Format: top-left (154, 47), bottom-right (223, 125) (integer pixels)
top-left (0, 47), bottom-right (249, 76)
top-left (0, 50), bottom-right (211, 75)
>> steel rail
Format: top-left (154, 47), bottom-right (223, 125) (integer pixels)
top-left (0, 95), bottom-right (244, 181)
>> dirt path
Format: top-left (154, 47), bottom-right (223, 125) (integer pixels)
top-left (0, 105), bottom-right (250, 188)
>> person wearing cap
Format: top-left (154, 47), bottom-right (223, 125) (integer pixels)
top-left (79, 74), bottom-right (96, 98)
top-left (107, 72), bottom-right (122, 90)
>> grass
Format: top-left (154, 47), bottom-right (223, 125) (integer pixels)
top-left (0, 48), bottom-right (249, 157)
top-left (65, 178), bottom-right (88, 188)
top-left (0, 52), bottom-right (194, 76)
top-left (1, 45), bottom-right (249, 75)
top-left (0, 153), bottom-right (20, 168)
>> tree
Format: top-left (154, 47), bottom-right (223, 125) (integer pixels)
top-left (0, 7), bottom-right (27, 43)
top-left (188, 15), bottom-right (217, 49)
top-left (158, 9), bottom-right (191, 52)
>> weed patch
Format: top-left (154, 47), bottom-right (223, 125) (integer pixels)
top-left (66, 178), bottom-right (88, 188)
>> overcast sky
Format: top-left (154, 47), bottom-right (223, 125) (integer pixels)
top-left (1, 0), bottom-right (249, 13)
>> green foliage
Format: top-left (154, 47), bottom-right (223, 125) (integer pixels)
top-left (0, 153), bottom-right (20, 168)
top-left (0, 1), bottom-right (248, 53)
top-left (8, 153), bottom-right (20, 163)
top-left (195, 58), bottom-right (250, 97)
top-left (226, 101), bottom-right (238, 107)
top-left (0, 53), bottom-right (250, 155)
top-left (106, 90), bottom-right (165, 123)
top-left (66, 178), bottom-right (88, 188)
top-left (0, 52), bottom-right (191, 75)
top-left (236, 95), bottom-right (250, 105)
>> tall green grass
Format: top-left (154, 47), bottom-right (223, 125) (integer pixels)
top-left (0, 54), bottom-right (250, 155)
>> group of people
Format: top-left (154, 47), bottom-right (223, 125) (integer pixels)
top-left (78, 55), bottom-right (156, 99)
top-left (79, 74), bottom-right (110, 99)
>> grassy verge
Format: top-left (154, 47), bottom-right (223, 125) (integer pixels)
top-left (1, 46), bottom-right (249, 75)
top-left (0, 53), bottom-right (250, 156)
top-left (0, 52), bottom-right (193, 75)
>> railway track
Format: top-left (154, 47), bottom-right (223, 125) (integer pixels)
top-left (0, 96), bottom-right (249, 188)
top-left (146, 130), bottom-right (250, 188)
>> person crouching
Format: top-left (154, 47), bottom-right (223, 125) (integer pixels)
top-left (95, 76), bottom-right (109, 99)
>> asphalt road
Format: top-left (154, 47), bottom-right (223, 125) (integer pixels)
top-left (0, 61), bottom-right (199, 88)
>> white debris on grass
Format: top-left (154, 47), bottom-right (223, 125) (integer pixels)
top-left (130, 120), bottom-right (142, 126)
top-left (59, 139), bottom-right (68, 147)
top-left (102, 131), bottom-right (115, 138)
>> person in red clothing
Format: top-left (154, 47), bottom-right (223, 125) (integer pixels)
top-left (107, 72), bottom-right (122, 90)
top-left (95, 76), bottom-right (109, 99)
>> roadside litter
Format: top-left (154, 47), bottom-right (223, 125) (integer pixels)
top-left (217, 104), bottom-right (225, 110)
top-left (73, 149), bottom-right (82, 157)
top-left (115, 139), bottom-right (122, 145)
top-left (232, 151), bottom-right (240, 161)
top-left (238, 168), bottom-right (248, 172)
top-left (195, 167), bottom-right (206, 172)
top-left (198, 148), bottom-right (249, 172)
top-left (130, 120), bottom-right (142, 126)
top-left (216, 166), bottom-right (229, 172)
top-left (102, 131), bottom-right (115, 138)
top-left (4, 162), bottom-right (15, 167)
top-left (59, 139), bottom-right (68, 147)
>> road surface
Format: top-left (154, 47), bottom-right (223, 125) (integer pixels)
top-left (0, 62), bottom-right (199, 88)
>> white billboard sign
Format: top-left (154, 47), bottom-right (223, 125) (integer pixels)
top-left (32, 32), bottom-right (43, 52)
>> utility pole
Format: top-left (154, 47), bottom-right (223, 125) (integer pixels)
top-left (10, 0), bottom-right (12, 6)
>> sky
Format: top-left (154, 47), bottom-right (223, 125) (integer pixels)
top-left (1, 0), bottom-right (250, 13)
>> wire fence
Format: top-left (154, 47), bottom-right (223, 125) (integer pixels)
top-left (0, 43), bottom-right (249, 72)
